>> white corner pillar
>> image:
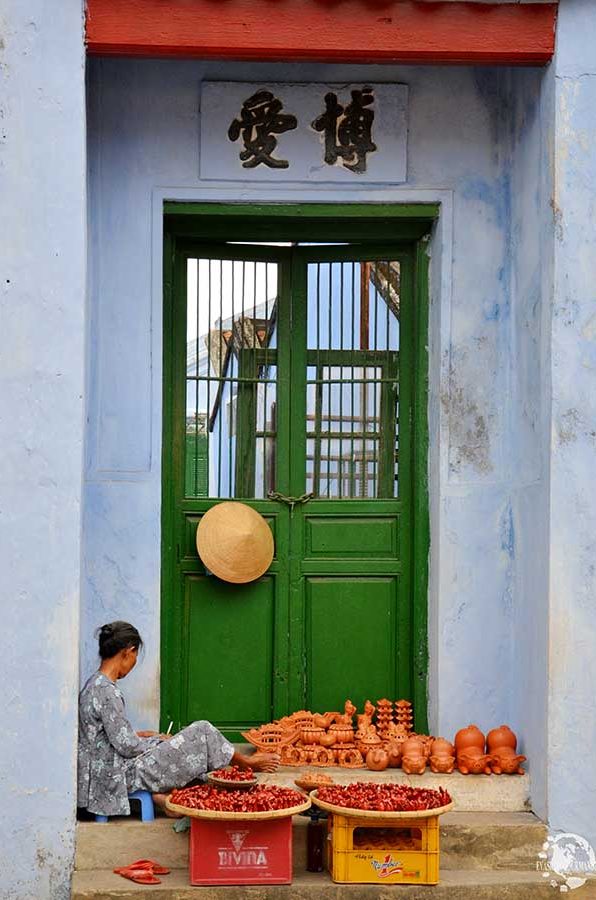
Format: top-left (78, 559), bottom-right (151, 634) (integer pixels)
top-left (547, 0), bottom-right (596, 850)
top-left (0, 2), bottom-right (86, 897)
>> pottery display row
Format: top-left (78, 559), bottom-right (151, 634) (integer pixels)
top-left (242, 698), bottom-right (415, 768)
top-left (454, 725), bottom-right (526, 775)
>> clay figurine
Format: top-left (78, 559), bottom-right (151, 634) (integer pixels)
top-left (385, 741), bottom-right (403, 768)
top-left (401, 753), bottom-right (427, 775)
top-left (490, 746), bottom-right (526, 775)
top-left (313, 712), bottom-right (336, 730)
top-left (486, 725), bottom-right (517, 753)
top-left (431, 738), bottom-right (455, 758)
top-left (454, 725), bottom-right (485, 754)
top-left (366, 747), bottom-right (389, 771)
top-left (357, 700), bottom-right (376, 731)
top-left (457, 747), bottom-right (492, 775)
top-left (429, 754), bottom-right (456, 774)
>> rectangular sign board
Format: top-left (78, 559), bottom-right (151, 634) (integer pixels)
top-left (200, 82), bottom-right (408, 183)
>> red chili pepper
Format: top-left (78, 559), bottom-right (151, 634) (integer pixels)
top-left (170, 784), bottom-right (304, 813)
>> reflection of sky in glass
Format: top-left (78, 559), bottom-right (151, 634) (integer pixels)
top-left (187, 259), bottom-right (278, 343)
top-left (307, 262), bottom-right (400, 351)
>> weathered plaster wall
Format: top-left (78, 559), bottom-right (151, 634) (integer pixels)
top-left (547, 0), bottom-right (596, 849)
top-left (0, 2), bottom-right (86, 898)
top-left (84, 61), bottom-right (545, 786)
top-left (508, 66), bottom-right (553, 822)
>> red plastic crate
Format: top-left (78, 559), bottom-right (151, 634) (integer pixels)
top-left (189, 816), bottom-right (293, 885)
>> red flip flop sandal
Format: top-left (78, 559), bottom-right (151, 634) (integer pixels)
top-left (114, 859), bottom-right (170, 875)
top-left (113, 867), bottom-right (162, 885)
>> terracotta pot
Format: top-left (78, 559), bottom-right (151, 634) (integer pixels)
top-left (319, 731), bottom-right (336, 748)
top-left (366, 747), bottom-right (389, 771)
top-left (454, 725), bottom-right (485, 754)
top-left (429, 755), bottom-right (456, 774)
top-left (401, 754), bottom-right (426, 775)
top-left (457, 751), bottom-right (492, 775)
top-left (301, 727), bottom-right (324, 745)
top-left (401, 737), bottom-right (425, 757)
top-left (431, 738), bottom-right (455, 757)
top-left (486, 725), bottom-right (517, 753)
top-left (386, 742), bottom-right (402, 768)
top-left (330, 724), bottom-right (354, 743)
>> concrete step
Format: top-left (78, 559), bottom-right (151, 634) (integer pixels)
top-left (71, 868), bottom-right (596, 899)
top-left (258, 766), bottom-right (530, 811)
top-left (76, 811), bottom-right (546, 874)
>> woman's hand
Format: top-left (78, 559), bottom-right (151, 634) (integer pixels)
top-left (247, 752), bottom-right (281, 773)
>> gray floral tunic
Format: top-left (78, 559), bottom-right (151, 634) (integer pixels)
top-left (78, 673), bottom-right (234, 816)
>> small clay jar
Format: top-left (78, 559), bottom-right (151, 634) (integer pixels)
top-left (454, 725), bottom-right (485, 754)
top-left (366, 747), bottom-right (389, 771)
top-left (431, 738), bottom-right (455, 758)
top-left (358, 732), bottom-right (383, 752)
top-left (386, 742), bottom-right (403, 768)
top-left (401, 754), bottom-right (426, 775)
top-left (301, 727), bottom-right (324, 745)
top-left (429, 755), bottom-right (456, 774)
top-left (330, 724), bottom-right (354, 743)
top-left (486, 725), bottom-right (517, 753)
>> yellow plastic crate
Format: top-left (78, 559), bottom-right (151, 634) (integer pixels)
top-left (327, 812), bottom-right (440, 885)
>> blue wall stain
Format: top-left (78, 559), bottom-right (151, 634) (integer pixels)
top-left (500, 503), bottom-right (516, 561)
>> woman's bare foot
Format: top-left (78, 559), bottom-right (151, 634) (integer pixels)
top-left (152, 792), bottom-right (183, 818)
top-left (248, 752), bottom-right (280, 773)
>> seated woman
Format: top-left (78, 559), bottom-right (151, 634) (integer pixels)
top-left (78, 621), bottom-right (279, 817)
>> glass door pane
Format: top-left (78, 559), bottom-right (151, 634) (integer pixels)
top-left (304, 259), bottom-right (400, 498)
top-left (185, 257), bottom-right (279, 499)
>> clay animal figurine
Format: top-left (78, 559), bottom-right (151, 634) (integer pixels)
top-left (454, 725), bottom-right (485, 754)
top-left (401, 736), bottom-right (425, 757)
top-left (429, 755), bottom-right (456, 774)
top-left (313, 712), bottom-right (337, 730)
top-left (486, 725), bottom-right (517, 753)
top-left (431, 738), bottom-right (455, 758)
top-left (457, 747), bottom-right (492, 775)
top-left (401, 753), bottom-right (427, 775)
top-left (357, 699), bottom-right (376, 731)
top-left (490, 746), bottom-right (526, 775)
top-left (366, 747), bottom-right (389, 771)
top-left (385, 741), bottom-right (403, 768)
top-left (337, 699), bottom-right (357, 726)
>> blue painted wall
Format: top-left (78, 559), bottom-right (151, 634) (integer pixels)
top-left (0, 1), bottom-right (86, 897)
top-left (547, 0), bottom-right (596, 849)
top-left (84, 58), bottom-right (550, 808)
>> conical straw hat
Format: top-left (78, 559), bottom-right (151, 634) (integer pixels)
top-left (196, 502), bottom-right (274, 584)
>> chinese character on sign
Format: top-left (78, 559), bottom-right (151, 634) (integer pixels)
top-left (312, 86), bottom-right (377, 174)
top-left (228, 90), bottom-right (298, 169)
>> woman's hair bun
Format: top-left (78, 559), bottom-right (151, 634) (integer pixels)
top-left (96, 621), bottom-right (143, 660)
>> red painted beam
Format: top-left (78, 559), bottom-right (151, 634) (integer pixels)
top-left (86, 1), bottom-right (557, 66)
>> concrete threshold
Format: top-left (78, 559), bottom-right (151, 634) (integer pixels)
top-left (72, 868), bottom-right (596, 899)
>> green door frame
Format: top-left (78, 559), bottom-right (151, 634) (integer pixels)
top-left (161, 201), bottom-right (437, 735)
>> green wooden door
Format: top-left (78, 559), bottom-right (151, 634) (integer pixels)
top-left (163, 235), bottom-right (425, 739)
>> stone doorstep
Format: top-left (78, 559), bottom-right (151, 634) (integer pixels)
top-left (76, 812), bottom-right (546, 874)
top-left (71, 868), bottom-right (596, 900)
top-left (257, 767), bottom-right (530, 812)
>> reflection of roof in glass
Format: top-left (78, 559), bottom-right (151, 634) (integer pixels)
top-left (186, 299), bottom-right (275, 376)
